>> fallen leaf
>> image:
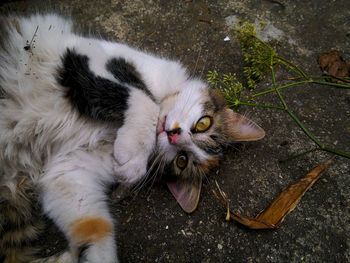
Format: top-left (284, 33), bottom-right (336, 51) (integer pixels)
top-left (214, 158), bottom-right (334, 229)
top-left (318, 50), bottom-right (350, 83)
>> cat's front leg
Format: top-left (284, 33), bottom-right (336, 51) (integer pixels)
top-left (113, 89), bottom-right (159, 184)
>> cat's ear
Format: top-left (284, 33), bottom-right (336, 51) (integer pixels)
top-left (166, 177), bottom-right (202, 213)
top-left (223, 108), bottom-right (265, 142)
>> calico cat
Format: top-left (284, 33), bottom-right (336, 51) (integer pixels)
top-left (0, 14), bottom-right (265, 263)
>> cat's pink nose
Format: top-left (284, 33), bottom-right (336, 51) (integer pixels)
top-left (167, 128), bottom-right (182, 145)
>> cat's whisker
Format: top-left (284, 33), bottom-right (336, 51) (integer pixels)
top-left (130, 153), bottom-right (163, 196)
top-left (130, 169), bottom-right (153, 196)
top-left (144, 156), bottom-right (165, 197)
top-left (191, 46), bottom-right (202, 78)
top-left (201, 170), bottom-right (210, 185)
top-left (130, 175), bottom-right (149, 197)
top-left (131, 173), bottom-right (154, 196)
top-left (178, 55), bottom-right (185, 67)
top-left (179, 84), bottom-right (199, 117)
top-left (131, 160), bottom-right (162, 199)
top-left (199, 50), bottom-right (209, 79)
top-left (132, 159), bottom-right (164, 199)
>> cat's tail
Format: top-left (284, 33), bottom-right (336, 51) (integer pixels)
top-left (0, 176), bottom-right (72, 263)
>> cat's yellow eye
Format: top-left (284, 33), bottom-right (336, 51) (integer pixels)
top-left (176, 153), bottom-right (188, 169)
top-left (195, 116), bottom-right (212, 132)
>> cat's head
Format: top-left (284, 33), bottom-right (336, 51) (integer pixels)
top-left (155, 79), bottom-right (265, 213)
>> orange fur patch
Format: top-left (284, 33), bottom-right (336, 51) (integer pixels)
top-left (200, 157), bottom-right (219, 173)
top-left (173, 122), bottom-right (180, 130)
top-left (70, 217), bottom-right (112, 245)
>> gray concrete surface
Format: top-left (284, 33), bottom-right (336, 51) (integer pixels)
top-left (1, 0), bottom-right (349, 262)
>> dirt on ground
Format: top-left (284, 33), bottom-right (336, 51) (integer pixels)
top-left (1, 0), bottom-right (349, 262)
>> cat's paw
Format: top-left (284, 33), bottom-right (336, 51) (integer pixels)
top-left (113, 154), bottom-right (148, 184)
top-left (113, 126), bottom-right (150, 183)
top-left (113, 126), bottom-right (149, 165)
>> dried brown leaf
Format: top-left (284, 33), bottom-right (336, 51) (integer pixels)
top-left (318, 50), bottom-right (350, 83)
top-left (214, 158), bottom-right (333, 229)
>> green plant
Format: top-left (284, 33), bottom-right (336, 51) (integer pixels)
top-left (207, 21), bottom-right (350, 160)
top-left (236, 21), bottom-right (279, 90)
top-left (207, 71), bottom-right (244, 108)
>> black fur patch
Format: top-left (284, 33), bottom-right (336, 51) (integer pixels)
top-left (57, 48), bottom-right (130, 122)
top-left (106, 57), bottom-right (155, 101)
top-left (78, 244), bottom-right (90, 262)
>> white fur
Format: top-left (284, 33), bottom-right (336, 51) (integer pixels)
top-left (157, 80), bottom-right (211, 162)
top-left (0, 14), bottom-right (211, 262)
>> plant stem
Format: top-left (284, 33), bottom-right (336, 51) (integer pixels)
top-left (286, 109), bottom-right (323, 148)
top-left (323, 146), bottom-right (350, 158)
top-left (311, 80), bottom-right (350, 89)
top-left (289, 75), bottom-right (350, 81)
top-left (277, 56), bottom-right (309, 79)
top-left (253, 34), bottom-right (275, 52)
top-left (278, 60), bottom-right (303, 78)
top-left (279, 148), bottom-right (319, 162)
top-left (271, 66), bottom-right (288, 109)
top-left (245, 91), bottom-right (350, 160)
top-left (252, 80), bottom-right (310, 98)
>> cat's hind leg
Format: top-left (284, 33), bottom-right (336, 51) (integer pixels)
top-left (39, 149), bottom-right (118, 263)
top-left (113, 89), bottom-right (159, 184)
